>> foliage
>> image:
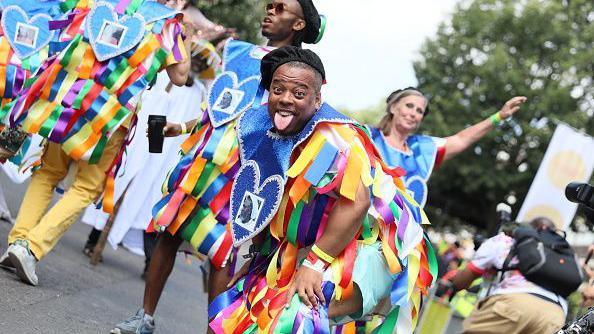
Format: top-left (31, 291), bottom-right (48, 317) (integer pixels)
top-left (349, 0), bottom-right (594, 231)
top-left (415, 0), bottom-right (594, 231)
top-left (193, 0), bottom-right (267, 43)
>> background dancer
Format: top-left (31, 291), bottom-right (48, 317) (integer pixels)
top-left (2, 0), bottom-right (192, 287)
top-left (369, 88), bottom-right (527, 208)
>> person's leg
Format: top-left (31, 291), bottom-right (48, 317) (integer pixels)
top-left (141, 231), bottom-right (158, 279)
top-left (328, 285), bottom-right (364, 318)
top-left (8, 142), bottom-right (70, 245)
top-left (25, 130), bottom-right (125, 260)
top-left (462, 294), bottom-right (522, 334)
top-left (208, 264), bottom-right (231, 303)
top-left (84, 228), bottom-right (103, 255)
top-left (143, 232), bottom-right (183, 316)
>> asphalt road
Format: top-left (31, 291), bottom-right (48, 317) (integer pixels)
top-left (0, 173), bottom-right (209, 334)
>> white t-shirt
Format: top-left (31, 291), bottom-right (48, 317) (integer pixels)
top-left (468, 232), bottom-right (568, 314)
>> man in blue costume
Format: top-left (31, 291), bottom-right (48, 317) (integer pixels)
top-left (112, 1), bottom-right (326, 333)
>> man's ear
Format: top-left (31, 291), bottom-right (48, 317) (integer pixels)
top-left (292, 19), bottom-right (306, 33)
top-left (315, 91), bottom-right (322, 110)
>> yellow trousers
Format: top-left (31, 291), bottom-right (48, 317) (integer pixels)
top-left (8, 129), bottom-right (126, 260)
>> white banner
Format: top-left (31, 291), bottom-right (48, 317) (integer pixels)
top-left (517, 123), bottom-right (594, 230)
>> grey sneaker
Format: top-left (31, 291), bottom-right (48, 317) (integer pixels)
top-left (111, 309), bottom-right (155, 334)
top-left (8, 239), bottom-right (38, 286)
top-left (0, 248), bottom-right (14, 271)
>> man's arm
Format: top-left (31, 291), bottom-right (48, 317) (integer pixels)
top-left (449, 267), bottom-right (482, 291)
top-left (442, 96), bottom-right (527, 161)
top-left (165, 22), bottom-right (194, 86)
top-left (286, 182), bottom-right (370, 309)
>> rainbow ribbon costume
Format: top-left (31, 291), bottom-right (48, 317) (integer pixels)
top-left (0, 0), bottom-right (70, 125)
top-left (209, 103), bottom-right (437, 333)
top-left (7, 0), bottom-right (185, 159)
top-left (4, 0), bottom-right (186, 211)
top-left (369, 127), bottom-right (446, 207)
top-left (150, 40), bottom-right (273, 269)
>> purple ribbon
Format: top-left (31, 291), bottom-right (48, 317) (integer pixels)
top-left (14, 67), bottom-right (25, 95)
top-left (49, 13), bottom-right (76, 30)
top-left (48, 107), bottom-right (76, 142)
top-left (114, 0), bottom-right (131, 15)
top-left (397, 206), bottom-right (410, 241)
top-left (62, 80), bottom-right (86, 108)
top-left (374, 197), bottom-right (395, 225)
top-left (297, 200), bottom-right (315, 245)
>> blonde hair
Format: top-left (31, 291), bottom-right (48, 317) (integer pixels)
top-left (378, 88), bottom-right (428, 136)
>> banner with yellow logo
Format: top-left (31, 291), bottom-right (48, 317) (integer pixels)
top-left (517, 123), bottom-right (594, 229)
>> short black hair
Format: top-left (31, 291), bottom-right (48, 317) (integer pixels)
top-left (282, 61), bottom-right (323, 93)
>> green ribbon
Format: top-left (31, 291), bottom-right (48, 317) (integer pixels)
top-left (73, 80), bottom-right (94, 110)
top-left (287, 201), bottom-right (304, 246)
top-left (273, 294), bottom-right (301, 334)
top-left (374, 306), bottom-right (399, 334)
top-left (60, 0), bottom-right (78, 13)
top-left (180, 206), bottom-right (211, 241)
top-left (145, 48), bottom-right (167, 83)
top-left (191, 161), bottom-right (216, 197)
top-left (388, 201), bottom-right (401, 221)
top-left (38, 104), bottom-right (63, 138)
top-left (0, 100), bottom-right (16, 124)
top-left (89, 134), bottom-right (109, 164)
top-left (103, 107), bottom-right (130, 133)
top-left (425, 234), bottom-right (439, 283)
top-left (125, 0), bottom-right (145, 15)
top-left (317, 173), bottom-right (333, 188)
top-left (362, 215), bottom-right (372, 239)
top-left (60, 35), bottom-right (82, 67)
top-left (104, 59), bottom-right (129, 90)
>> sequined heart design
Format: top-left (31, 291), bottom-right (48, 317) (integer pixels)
top-left (1, 6), bottom-right (55, 59)
top-left (207, 72), bottom-right (260, 128)
top-left (86, 2), bottom-right (146, 62)
top-left (230, 160), bottom-right (284, 246)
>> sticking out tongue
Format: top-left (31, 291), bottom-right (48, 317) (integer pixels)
top-left (274, 112), bottom-right (294, 132)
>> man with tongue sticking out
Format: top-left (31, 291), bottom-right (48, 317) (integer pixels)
top-left (113, 1), bottom-right (325, 334)
top-left (209, 47), bottom-right (435, 333)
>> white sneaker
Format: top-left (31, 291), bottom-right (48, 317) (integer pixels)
top-left (0, 248), bottom-right (14, 271)
top-left (8, 240), bottom-right (38, 286)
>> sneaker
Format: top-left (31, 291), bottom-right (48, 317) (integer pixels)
top-left (0, 248), bottom-right (15, 271)
top-left (111, 309), bottom-right (155, 334)
top-left (8, 239), bottom-right (38, 286)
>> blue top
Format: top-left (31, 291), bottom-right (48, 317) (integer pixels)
top-left (369, 127), bottom-right (445, 207)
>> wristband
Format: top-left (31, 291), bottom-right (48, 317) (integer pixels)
top-left (311, 244), bottom-right (335, 264)
top-left (302, 258), bottom-right (325, 274)
top-left (490, 112), bottom-right (502, 126)
top-left (180, 122), bottom-right (187, 134)
top-left (307, 251), bottom-right (331, 270)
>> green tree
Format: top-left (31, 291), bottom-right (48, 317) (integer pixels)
top-left (411, 0), bottom-right (593, 231)
top-left (194, 0), bottom-right (267, 43)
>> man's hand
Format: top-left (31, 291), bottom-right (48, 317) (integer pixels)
top-left (145, 122), bottom-right (183, 137)
top-left (227, 258), bottom-right (252, 288)
top-left (286, 265), bottom-right (325, 309)
top-left (499, 96), bottom-right (527, 120)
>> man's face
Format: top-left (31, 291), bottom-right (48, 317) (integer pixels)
top-left (261, 0), bottom-right (304, 41)
top-left (268, 64), bottom-right (321, 136)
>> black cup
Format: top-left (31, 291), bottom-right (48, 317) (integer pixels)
top-left (147, 115), bottom-right (166, 153)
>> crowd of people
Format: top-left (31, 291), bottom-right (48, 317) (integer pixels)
top-left (0, 0), bottom-right (590, 333)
